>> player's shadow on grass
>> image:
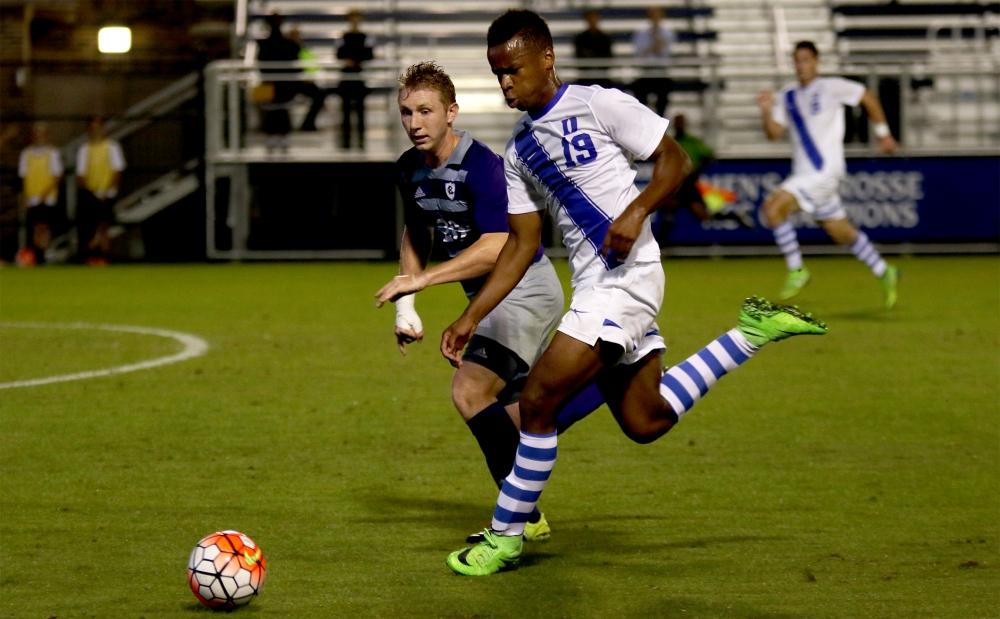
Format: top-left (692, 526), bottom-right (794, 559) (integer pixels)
top-left (352, 494), bottom-right (787, 573)
top-left (350, 492), bottom-right (494, 529)
top-left (184, 602), bottom-right (262, 613)
top-left (559, 518), bottom-right (785, 553)
top-left (822, 307), bottom-right (898, 322)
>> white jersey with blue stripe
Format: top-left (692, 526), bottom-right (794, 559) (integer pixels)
top-left (504, 84), bottom-right (670, 289)
top-left (771, 77), bottom-right (865, 176)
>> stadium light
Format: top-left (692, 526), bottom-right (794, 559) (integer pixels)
top-left (98, 26), bottom-right (131, 54)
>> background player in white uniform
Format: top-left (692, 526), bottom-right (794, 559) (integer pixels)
top-left (375, 62), bottom-right (601, 543)
top-left (441, 10), bottom-right (829, 576)
top-left (757, 40), bottom-right (900, 308)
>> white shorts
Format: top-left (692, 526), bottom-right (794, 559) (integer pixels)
top-left (476, 254), bottom-right (564, 368)
top-left (557, 261), bottom-right (666, 366)
top-left (781, 171), bottom-right (847, 221)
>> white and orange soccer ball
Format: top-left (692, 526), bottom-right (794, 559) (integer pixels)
top-left (187, 530), bottom-right (267, 610)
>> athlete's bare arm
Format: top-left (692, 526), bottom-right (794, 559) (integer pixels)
top-left (375, 232), bottom-right (508, 305)
top-left (757, 91), bottom-right (787, 141)
top-left (859, 89), bottom-right (899, 154)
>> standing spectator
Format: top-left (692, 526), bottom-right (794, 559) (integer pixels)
top-left (573, 9), bottom-right (615, 88)
top-left (631, 7), bottom-right (675, 118)
top-left (336, 9), bottom-right (374, 149)
top-left (76, 116), bottom-right (125, 265)
top-left (17, 122), bottom-right (63, 266)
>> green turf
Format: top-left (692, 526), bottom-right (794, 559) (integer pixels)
top-left (1, 256), bottom-right (997, 618)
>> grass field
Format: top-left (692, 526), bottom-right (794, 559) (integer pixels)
top-left (1, 256), bottom-right (997, 618)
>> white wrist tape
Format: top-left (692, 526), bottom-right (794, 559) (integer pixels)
top-left (395, 293), bottom-right (423, 333)
top-left (872, 122), bottom-right (891, 139)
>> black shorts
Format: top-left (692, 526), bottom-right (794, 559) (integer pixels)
top-left (462, 334), bottom-right (530, 406)
top-left (79, 193), bottom-right (114, 225)
top-left (25, 205), bottom-right (54, 230)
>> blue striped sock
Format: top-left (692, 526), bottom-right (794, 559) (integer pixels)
top-left (659, 329), bottom-right (757, 417)
top-left (491, 431), bottom-right (557, 536)
top-left (850, 231), bottom-right (887, 277)
top-left (774, 221), bottom-right (803, 271)
top-left (555, 382), bottom-right (604, 434)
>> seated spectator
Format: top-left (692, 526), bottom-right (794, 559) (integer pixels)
top-left (288, 25), bottom-right (328, 131)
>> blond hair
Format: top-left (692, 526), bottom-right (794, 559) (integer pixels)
top-left (398, 61), bottom-right (456, 106)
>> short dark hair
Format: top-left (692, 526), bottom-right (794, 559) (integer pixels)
top-left (487, 9), bottom-right (553, 51)
top-left (398, 61), bottom-right (456, 106)
top-left (794, 40), bottom-right (819, 57)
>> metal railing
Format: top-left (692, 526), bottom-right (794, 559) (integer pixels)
top-left (204, 55), bottom-right (999, 159)
top-left (835, 55), bottom-right (1000, 152)
top-left (203, 56), bottom-right (724, 161)
top-left (201, 51), bottom-right (998, 260)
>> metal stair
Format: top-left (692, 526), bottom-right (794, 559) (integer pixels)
top-left (115, 159), bottom-right (200, 224)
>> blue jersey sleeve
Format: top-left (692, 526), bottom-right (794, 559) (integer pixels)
top-left (466, 145), bottom-right (509, 235)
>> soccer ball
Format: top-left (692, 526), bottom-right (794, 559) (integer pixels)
top-left (187, 530), bottom-right (267, 610)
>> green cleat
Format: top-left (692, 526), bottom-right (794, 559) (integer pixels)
top-left (523, 513), bottom-right (551, 542)
top-left (465, 513), bottom-right (551, 544)
top-left (447, 529), bottom-right (522, 576)
top-left (779, 267), bottom-right (811, 300)
top-left (880, 265), bottom-right (900, 310)
top-left (738, 296), bottom-right (828, 348)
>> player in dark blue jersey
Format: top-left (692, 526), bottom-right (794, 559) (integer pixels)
top-left (376, 62), bottom-right (601, 542)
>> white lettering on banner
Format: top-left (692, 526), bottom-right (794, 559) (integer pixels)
top-left (840, 172), bottom-right (924, 202)
top-left (846, 202), bottom-right (920, 228)
top-left (841, 171), bottom-right (923, 229)
top-left (701, 173), bottom-right (785, 229)
top-left (704, 173), bottom-right (784, 202)
top-left (701, 170), bottom-right (925, 230)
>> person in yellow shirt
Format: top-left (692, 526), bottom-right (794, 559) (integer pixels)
top-left (17, 122), bottom-right (63, 265)
top-left (75, 116), bottom-right (125, 264)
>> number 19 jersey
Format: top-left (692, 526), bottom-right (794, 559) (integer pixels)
top-left (504, 83), bottom-right (670, 289)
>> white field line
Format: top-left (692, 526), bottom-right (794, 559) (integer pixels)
top-left (0, 322), bottom-right (209, 390)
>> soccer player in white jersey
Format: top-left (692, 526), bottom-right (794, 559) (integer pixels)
top-left (375, 62), bottom-right (604, 543)
top-left (440, 10), bottom-right (829, 576)
top-left (757, 40), bottom-right (900, 308)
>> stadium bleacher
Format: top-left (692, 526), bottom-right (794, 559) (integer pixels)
top-left (828, 1), bottom-right (999, 147)
top-left (236, 1), bottom-right (722, 155)
top-left (244, 3), bottom-right (717, 62)
top-left (831, 1), bottom-right (999, 58)
top-left (227, 0), bottom-right (998, 158)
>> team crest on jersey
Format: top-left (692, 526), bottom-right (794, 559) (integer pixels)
top-left (445, 182), bottom-right (456, 200)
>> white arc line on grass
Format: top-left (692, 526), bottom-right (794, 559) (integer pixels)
top-left (0, 322), bottom-right (209, 389)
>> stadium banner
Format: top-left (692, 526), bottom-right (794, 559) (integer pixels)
top-left (646, 156), bottom-right (1000, 245)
